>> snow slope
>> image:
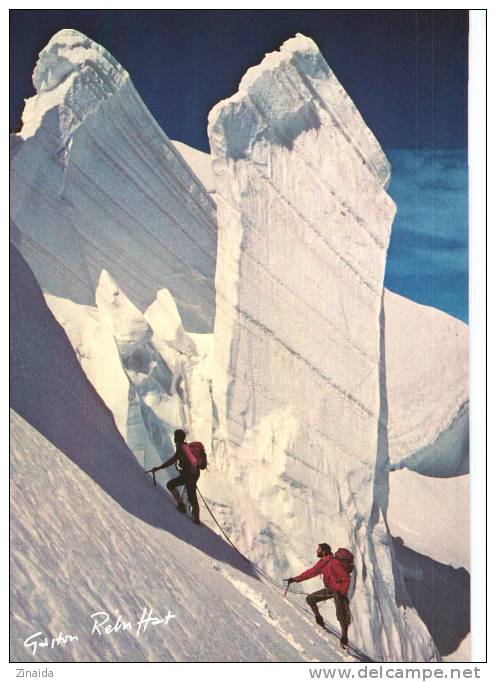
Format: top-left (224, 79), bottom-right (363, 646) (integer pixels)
top-left (10, 29), bottom-right (217, 332)
top-left (10, 245), bottom-right (355, 663)
top-left (11, 408), bottom-right (356, 663)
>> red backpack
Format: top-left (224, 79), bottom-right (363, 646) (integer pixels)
top-left (334, 548), bottom-right (354, 575)
top-left (181, 442), bottom-right (208, 472)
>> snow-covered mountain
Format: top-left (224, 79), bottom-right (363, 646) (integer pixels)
top-left (10, 29), bottom-right (469, 662)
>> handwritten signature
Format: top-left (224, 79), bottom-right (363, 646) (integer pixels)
top-left (24, 608), bottom-right (176, 656)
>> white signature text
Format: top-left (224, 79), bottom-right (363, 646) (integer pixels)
top-left (91, 607), bottom-right (176, 637)
top-left (23, 607), bottom-right (176, 656)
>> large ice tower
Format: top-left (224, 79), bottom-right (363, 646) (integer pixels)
top-left (10, 29), bottom-right (217, 332)
top-left (207, 34), bottom-right (437, 660)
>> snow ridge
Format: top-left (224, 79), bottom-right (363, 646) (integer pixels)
top-left (383, 289), bottom-right (469, 477)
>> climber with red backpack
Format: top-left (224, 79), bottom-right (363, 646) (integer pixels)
top-left (149, 429), bottom-right (207, 525)
top-left (285, 543), bottom-right (354, 649)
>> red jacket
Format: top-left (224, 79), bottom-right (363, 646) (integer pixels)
top-left (294, 554), bottom-right (350, 595)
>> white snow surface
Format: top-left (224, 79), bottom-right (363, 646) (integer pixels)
top-left (10, 409), bottom-right (352, 663)
top-left (172, 140), bottom-right (216, 195)
top-left (383, 290), bottom-right (469, 477)
top-left (9, 30), bottom-right (470, 663)
top-left (10, 29), bottom-right (217, 332)
top-left (443, 634), bottom-right (471, 663)
top-left (388, 469), bottom-right (470, 570)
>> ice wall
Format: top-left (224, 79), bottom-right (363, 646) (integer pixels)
top-left (10, 29), bottom-right (216, 332)
top-left (173, 139), bottom-right (470, 482)
top-left (207, 34), bottom-right (437, 661)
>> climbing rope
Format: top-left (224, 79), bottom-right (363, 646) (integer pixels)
top-left (148, 471), bottom-right (374, 661)
top-left (196, 487), bottom-right (374, 662)
top-left (196, 487), bottom-right (295, 590)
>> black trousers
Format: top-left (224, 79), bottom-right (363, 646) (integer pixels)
top-left (167, 471), bottom-right (200, 521)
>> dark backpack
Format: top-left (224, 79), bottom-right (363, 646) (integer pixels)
top-left (182, 442), bottom-right (208, 472)
top-left (334, 548), bottom-right (354, 575)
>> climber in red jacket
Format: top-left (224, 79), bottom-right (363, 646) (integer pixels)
top-left (286, 543), bottom-right (352, 649)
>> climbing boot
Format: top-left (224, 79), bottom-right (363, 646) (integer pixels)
top-left (315, 615), bottom-right (325, 628)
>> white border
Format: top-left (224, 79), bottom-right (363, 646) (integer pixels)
top-left (468, 9), bottom-right (487, 665)
top-left (5, 3), bottom-right (490, 678)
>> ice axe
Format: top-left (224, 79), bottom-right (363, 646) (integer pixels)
top-left (146, 469), bottom-right (157, 487)
top-left (283, 578), bottom-right (293, 598)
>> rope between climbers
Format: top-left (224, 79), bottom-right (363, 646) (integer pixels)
top-left (195, 487), bottom-right (375, 662)
top-left (196, 487), bottom-right (298, 592)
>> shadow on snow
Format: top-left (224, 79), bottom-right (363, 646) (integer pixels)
top-left (10, 244), bottom-right (257, 581)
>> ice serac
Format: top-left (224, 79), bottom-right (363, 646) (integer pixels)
top-left (384, 290), bottom-right (469, 477)
top-left (167, 139), bottom-right (470, 483)
top-left (10, 29), bottom-right (216, 332)
top-left (207, 34), bottom-right (437, 661)
top-left (46, 270), bottom-right (206, 475)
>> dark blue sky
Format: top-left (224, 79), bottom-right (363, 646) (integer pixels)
top-left (386, 150), bottom-right (468, 322)
top-left (9, 10), bottom-right (469, 322)
top-left (10, 9), bottom-right (468, 152)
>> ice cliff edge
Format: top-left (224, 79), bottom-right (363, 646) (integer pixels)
top-left (20, 29), bottom-right (128, 138)
top-left (209, 34), bottom-right (391, 190)
top-left (11, 29), bottom-right (217, 332)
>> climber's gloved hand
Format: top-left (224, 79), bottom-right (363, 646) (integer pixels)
top-left (285, 577), bottom-right (295, 584)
